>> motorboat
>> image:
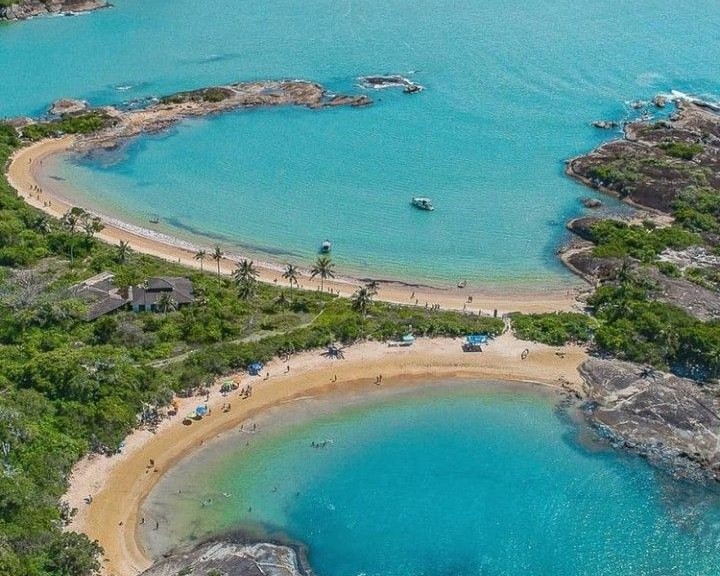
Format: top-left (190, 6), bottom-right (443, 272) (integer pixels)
top-left (411, 197), bottom-right (434, 211)
top-left (320, 239), bottom-right (332, 253)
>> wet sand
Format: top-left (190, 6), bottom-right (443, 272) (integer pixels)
top-left (62, 334), bottom-right (588, 576)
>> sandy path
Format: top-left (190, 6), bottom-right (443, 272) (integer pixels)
top-left (6, 137), bottom-right (585, 315)
top-left (62, 333), bottom-right (587, 576)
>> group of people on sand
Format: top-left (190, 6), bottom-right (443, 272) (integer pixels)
top-left (239, 384), bottom-right (253, 399)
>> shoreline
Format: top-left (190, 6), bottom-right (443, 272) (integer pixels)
top-left (62, 333), bottom-right (588, 576)
top-left (7, 136), bottom-right (584, 315)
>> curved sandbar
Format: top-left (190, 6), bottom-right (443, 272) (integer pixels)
top-left (8, 138), bottom-right (581, 314)
top-left (62, 333), bottom-right (587, 576)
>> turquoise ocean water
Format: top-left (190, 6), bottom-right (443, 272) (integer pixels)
top-left (144, 383), bottom-right (720, 575)
top-left (3, 0), bottom-right (720, 283)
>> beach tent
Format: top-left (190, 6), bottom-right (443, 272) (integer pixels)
top-left (463, 334), bottom-right (487, 352)
top-left (248, 362), bottom-right (264, 376)
top-left (195, 405), bottom-right (208, 417)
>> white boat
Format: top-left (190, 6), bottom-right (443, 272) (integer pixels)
top-left (320, 239), bottom-right (332, 253)
top-left (411, 197), bottom-right (434, 211)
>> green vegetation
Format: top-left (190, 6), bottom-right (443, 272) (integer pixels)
top-left (590, 219), bottom-right (700, 262)
top-left (589, 275), bottom-right (720, 379)
top-left (660, 141), bottom-right (704, 160)
top-left (202, 88), bottom-right (230, 103)
top-left (510, 312), bottom-right (594, 346)
top-left (21, 112), bottom-right (113, 142)
top-left (587, 162), bottom-right (640, 187)
top-left (672, 187), bottom-right (720, 234)
top-left (0, 121), bottom-right (504, 575)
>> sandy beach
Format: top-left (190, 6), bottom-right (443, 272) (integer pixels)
top-left (7, 136), bottom-right (585, 315)
top-left (62, 333), bottom-right (587, 576)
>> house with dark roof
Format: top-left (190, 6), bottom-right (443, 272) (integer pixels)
top-left (73, 272), bottom-right (130, 321)
top-left (73, 273), bottom-right (195, 319)
top-left (131, 277), bottom-right (194, 312)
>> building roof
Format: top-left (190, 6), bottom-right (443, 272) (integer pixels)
top-left (72, 272), bottom-right (130, 320)
top-left (131, 277), bottom-right (194, 307)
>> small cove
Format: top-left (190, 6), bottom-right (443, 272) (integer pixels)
top-left (142, 380), bottom-right (720, 575)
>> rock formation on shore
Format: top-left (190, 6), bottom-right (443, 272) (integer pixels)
top-left (0, 0), bottom-right (108, 21)
top-left (566, 100), bottom-right (720, 213)
top-left (140, 540), bottom-right (312, 576)
top-left (580, 358), bottom-right (720, 483)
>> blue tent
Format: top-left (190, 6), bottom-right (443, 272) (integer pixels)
top-left (195, 405), bottom-right (208, 417)
top-left (248, 362), bottom-right (264, 376)
top-left (466, 334), bottom-right (488, 346)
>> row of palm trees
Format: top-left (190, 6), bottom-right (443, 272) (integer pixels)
top-left (193, 245), bottom-right (340, 294)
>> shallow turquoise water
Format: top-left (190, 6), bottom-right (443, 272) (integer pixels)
top-left (2, 0), bottom-right (720, 282)
top-left (144, 384), bottom-right (720, 575)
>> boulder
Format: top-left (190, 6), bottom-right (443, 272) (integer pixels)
top-left (592, 120), bottom-right (617, 130)
top-left (50, 98), bottom-right (88, 116)
top-left (652, 95), bottom-right (667, 108)
top-left (581, 197), bottom-right (603, 209)
top-left (580, 358), bottom-right (720, 483)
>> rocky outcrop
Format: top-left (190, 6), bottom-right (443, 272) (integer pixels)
top-left (49, 98), bottom-right (88, 116)
top-left (566, 100), bottom-right (720, 213)
top-left (0, 0), bottom-right (108, 21)
top-left (580, 358), bottom-right (720, 483)
top-left (140, 540), bottom-right (312, 576)
top-left (33, 80), bottom-right (376, 151)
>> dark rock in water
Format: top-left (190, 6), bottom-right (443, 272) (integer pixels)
top-left (652, 95), bottom-right (667, 108)
top-left (581, 197), bottom-right (603, 208)
top-left (359, 75), bottom-right (423, 94)
top-left (580, 358), bottom-right (720, 483)
top-left (629, 100), bottom-right (646, 110)
top-left (592, 120), bottom-right (618, 130)
top-left (141, 540), bottom-right (313, 576)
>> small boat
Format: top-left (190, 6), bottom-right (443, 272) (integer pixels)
top-left (149, 214), bottom-right (160, 224)
top-left (411, 197), bottom-right (434, 211)
top-left (320, 239), bottom-right (332, 253)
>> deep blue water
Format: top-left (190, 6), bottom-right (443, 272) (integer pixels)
top-left (4, 0), bottom-right (719, 282)
top-left (144, 384), bottom-right (720, 575)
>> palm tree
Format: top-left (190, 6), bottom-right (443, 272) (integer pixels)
top-left (274, 291), bottom-right (290, 317)
top-left (82, 215), bottom-right (104, 247)
top-left (212, 245), bottom-right (224, 277)
top-left (194, 249), bottom-right (207, 272)
top-left (156, 292), bottom-right (177, 315)
top-left (236, 277), bottom-right (257, 300)
top-left (365, 280), bottom-right (380, 296)
top-left (116, 240), bottom-right (131, 264)
top-left (351, 286), bottom-right (373, 318)
top-left (282, 263), bottom-right (299, 296)
top-left (233, 260), bottom-right (259, 301)
top-left (60, 207), bottom-right (85, 264)
top-left (233, 259), bottom-right (259, 284)
top-left (310, 256), bottom-right (335, 292)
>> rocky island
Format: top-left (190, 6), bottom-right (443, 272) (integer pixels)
top-left (0, 0), bottom-right (108, 21)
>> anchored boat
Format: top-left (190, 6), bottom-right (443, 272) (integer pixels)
top-left (320, 239), bottom-right (332, 253)
top-left (411, 197), bottom-right (434, 211)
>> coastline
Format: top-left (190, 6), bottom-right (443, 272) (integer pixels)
top-left (7, 136), bottom-right (584, 314)
top-left (62, 333), bottom-right (588, 576)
